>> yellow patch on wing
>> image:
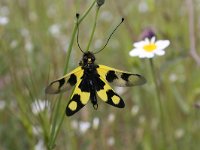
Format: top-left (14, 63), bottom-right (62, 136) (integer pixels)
top-left (112, 95), bottom-right (120, 104)
top-left (97, 81), bottom-right (111, 102)
top-left (45, 66), bottom-right (84, 94)
top-left (96, 76), bottom-right (125, 108)
top-left (66, 80), bottom-right (90, 116)
top-left (97, 65), bottom-right (126, 79)
top-left (61, 66), bottom-right (83, 79)
top-left (68, 101), bottom-right (77, 111)
top-left (73, 87), bottom-right (90, 105)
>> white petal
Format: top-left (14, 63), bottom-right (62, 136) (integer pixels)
top-left (156, 40), bottom-right (170, 50)
top-left (155, 50), bottom-right (165, 56)
top-left (129, 49), bottom-right (141, 56)
top-left (145, 53), bottom-right (154, 58)
top-left (144, 38), bottom-right (150, 44)
top-left (150, 36), bottom-right (156, 43)
top-left (133, 41), bottom-right (146, 48)
top-left (138, 51), bottom-right (154, 58)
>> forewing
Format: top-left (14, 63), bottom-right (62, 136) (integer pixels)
top-left (45, 66), bottom-right (83, 94)
top-left (95, 76), bottom-right (125, 108)
top-left (66, 80), bottom-right (90, 116)
top-left (97, 65), bottom-right (146, 87)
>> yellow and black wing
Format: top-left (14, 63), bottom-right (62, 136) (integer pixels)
top-left (95, 76), bottom-right (125, 108)
top-left (97, 65), bottom-right (146, 87)
top-left (66, 79), bottom-right (90, 116)
top-left (45, 66), bottom-right (83, 94)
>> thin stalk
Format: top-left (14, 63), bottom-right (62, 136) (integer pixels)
top-left (149, 58), bottom-right (166, 146)
top-left (48, 1), bottom-right (96, 149)
top-left (86, 6), bottom-right (100, 51)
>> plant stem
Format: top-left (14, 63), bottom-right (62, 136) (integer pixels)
top-left (149, 58), bottom-right (166, 146)
top-left (48, 1), bottom-right (96, 149)
top-left (86, 6), bottom-right (100, 51)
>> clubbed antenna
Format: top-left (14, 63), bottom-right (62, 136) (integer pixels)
top-left (94, 18), bottom-right (124, 54)
top-left (76, 13), bottom-right (84, 53)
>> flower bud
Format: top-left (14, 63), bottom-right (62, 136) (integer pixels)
top-left (140, 28), bottom-right (156, 40)
top-left (96, 0), bottom-right (105, 7)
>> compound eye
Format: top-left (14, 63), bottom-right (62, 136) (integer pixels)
top-left (91, 56), bottom-right (95, 61)
top-left (83, 56), bottom-right (88, 62)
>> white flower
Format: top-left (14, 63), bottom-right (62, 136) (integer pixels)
top-left (79, 121), bottom-right (91, 134)
top-left (31, 100), bottom-right (49, 115)
top-left (129, 36), bottom-right (170, 58)
top-left (131, 105), bottom-right (139, 116)
top-left (92, 117), bottom-right (100, 130)
top-left (0, 16), bottom-right (9, 25)
top-left (48, 24), bottom-right (61, 36)
top-left (0, 100), bottom-right (6, 110)
top-left (71, 120), bottom-right (79, 130)
top-left (138, 1), bottom-right (149, 13)
top-left (107, 137), bottom-right (115, 146)
top-left (35, 139), bottom-right (46, 150)
top-left (174, 128), bottom-right (185, 139)
top-left (107, 113), bottom-right (115, 123)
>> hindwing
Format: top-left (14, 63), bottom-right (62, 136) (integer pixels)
top-left (95, 76), bottom-right (125, 108)
top-left (66, 80), bottom-right (90, 116)
top-left (45, 66), bottom-right (83, 94)
top-left (97, 65), bottom-right (146, 87)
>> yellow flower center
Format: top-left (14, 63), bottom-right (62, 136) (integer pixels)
top-left (143, 44), bottom-right (157, 52)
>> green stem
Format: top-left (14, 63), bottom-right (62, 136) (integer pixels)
top-left (86, 6), bottom-right (100, 51)
top-left (48, 1), bottom-right (97, 149)
top-left (149, 58), bottom-right (166, 146)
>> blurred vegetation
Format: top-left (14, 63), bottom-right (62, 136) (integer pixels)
top-left (1, 0), bottom-right (200, 150)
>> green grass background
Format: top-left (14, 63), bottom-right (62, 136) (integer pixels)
top-left (1, 0), bottom-right (200, 150)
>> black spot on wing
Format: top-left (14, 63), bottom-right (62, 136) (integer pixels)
top-left (94, 75), bottom-right (105, 91)
top-left (106, 71), bottom-right (118, 82)
top-left (59, 78), bottom-right (65, 88)
top-left (106, 90), bottom-right (125, 108)
top-left (67, 74), bottom-right (77, 86)
top-left (78, 79), bottom-right (90, 92)
top-left (121, 73), bottom-right (131, 82)
top-left (66, 94), bottom-right (84, 116)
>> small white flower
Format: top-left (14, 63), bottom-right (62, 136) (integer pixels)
top-left (92, 117), bottom-right (100, 130)
top-left (48, 24), bottom-right (61, 36)
top-left (0, 16), bottom-right (9, 25)
top-left (138, 1), bottom-right (149, 13)
top-left (139, 115), bottom-right (146, 124)
top-left (107, 136), bottom-right (115, 146)
top-left (25, 40), bottom-right (33, 52)
top-left (10, 40), bottom-right (18, 49)
top-left (0, 100), bottom-right (6, 110)
top-left (100, 11), bottom-right (113, 22)
top-left (71, 120), bottom-right (79, 130)
top-left (129, 36), bottom-right (170, 58)
top-left (174, 128), bottom-right (185, 139)
top-left (35, 139), bottom-right (46, 150)
top-left (79, 121), bottom-right (90, 134)
top-left (31, 100), bottom-right (49, 115)
top-left (169, 73), bottom-right (178, 82)
top-left (107, 113), bottom-right (115, 123)
top-left (131, 105), bottom-right (139, 116)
